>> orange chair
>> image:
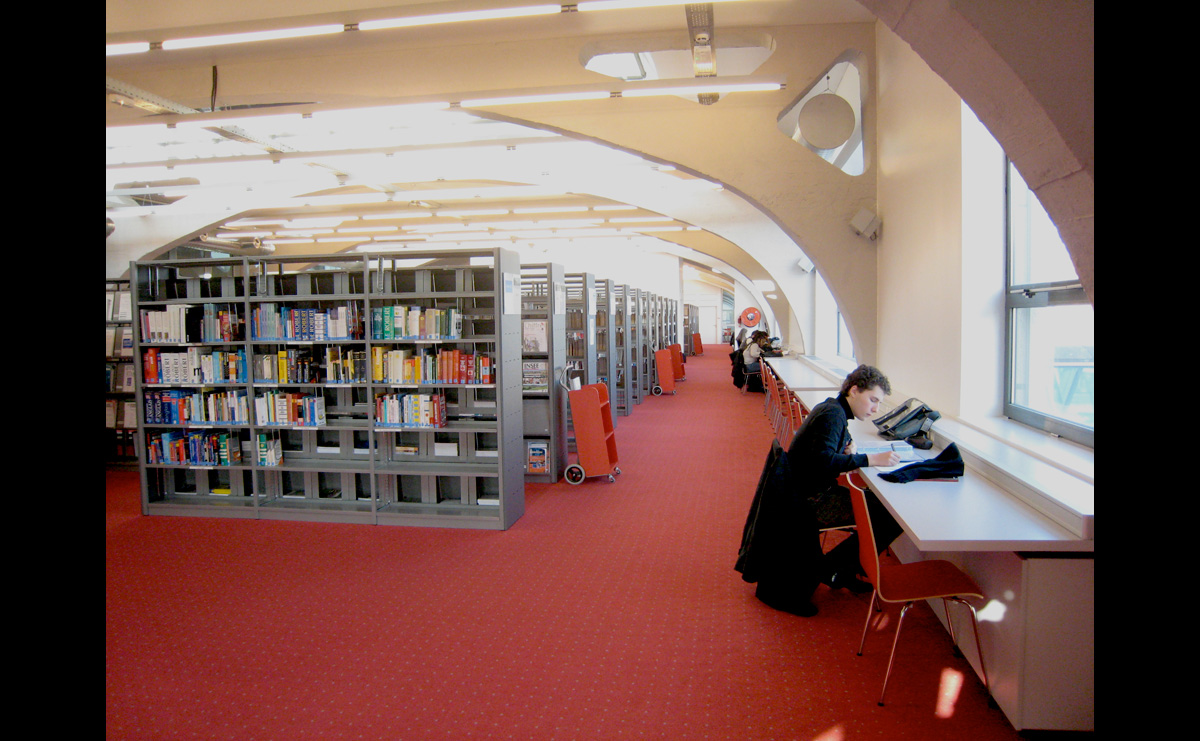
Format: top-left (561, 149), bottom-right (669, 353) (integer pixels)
top-left (850, 484), bottom-right (989, 707)
top-left (816, 472), bottom-right (861, 550)
top-left (783, 391), bottom-right (805, 446)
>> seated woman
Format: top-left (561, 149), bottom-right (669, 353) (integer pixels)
top-left (742, 330), bottom-right (773, 374)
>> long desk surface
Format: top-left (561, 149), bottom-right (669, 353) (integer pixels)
top-left (848, 419), bottom-right (1091, 553)
top-left (786, 384), bottom-right (1093, 554)
top-left (764, 356), bottom-right (839, 391)
top-left (775, 359), bottom-right (1093, 732)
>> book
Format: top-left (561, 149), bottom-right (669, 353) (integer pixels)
top-left (523, 319), bottom-right (548, 352)
top-left (116, 292), bottom-right (132, 322)
top-left (527, 441), bottom-right (548, 474)
top-left (522, 360), bottom-right (549, 393)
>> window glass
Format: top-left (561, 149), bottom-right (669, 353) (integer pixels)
top-left (836, 312), bottom-right (854, 360)
top-left (1008, 161), bottom-right (1078, 284)
top-left (1009, 303), bottom-right (1094, 430)
top-left (1005, 162), bottom-right (1093, 445)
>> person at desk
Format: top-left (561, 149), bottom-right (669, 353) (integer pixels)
top-left (744, 365), bottom-right (903, 618)
top-left (742, 330), bottom-right (775, 374)
top-left (789, 364), bottom-right (904, 595)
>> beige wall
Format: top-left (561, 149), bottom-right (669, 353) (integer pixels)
top-left (874, 24), bottom-right (964, 414)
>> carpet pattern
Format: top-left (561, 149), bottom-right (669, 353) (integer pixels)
top-left (107, 353), bottom-right (1020, 739)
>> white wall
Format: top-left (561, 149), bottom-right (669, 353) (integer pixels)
top-left (874, 22), bottom-right (1011, 420)
top-left (959, 104), bottom-right (1007, 419)
top-left (874, 23), bottom-right (965, 415)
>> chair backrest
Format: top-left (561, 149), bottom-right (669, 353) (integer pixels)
top-left (848, 482), bottom-right (882, 588)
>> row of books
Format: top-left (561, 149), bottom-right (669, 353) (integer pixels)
top-left (106, 326), bottom-right (134, 358)
top-left (371, 305), bottom-right (463, 340)
top-left (108, 362), bottom-right (136, 393)
top-left (141, 346), bottom-right (493, 386)
top-left (140, 304), bottom-right (246, 343)
top-left (145, 429), bottom-right (244, 466)
top-left (257, 432), bottom-right (282, 466)
top-left (144, 348), bottom-right (249, 385)
top-left (106, 399), bottom-right (139, 429)
top-left (252, 388), bottom-right (328, 424)
top-left (144, 389), bottom-right (252, 426)
top-left (106, 290), bottom-right (133, 322)
top-left (372, 347), bottom-right (495, 385)
top-left (374, 392), bottom-right (447, 428)
top-left (255, 391), bottom-right (328, 427)
top-left (324, 347), bottom-right (369, 384)
top-left (251, 303), bottom-right (363, 341)
top-left (564, 334), bottom-right (591, 358)
top-left (256, 350), bottom-right (320, 384)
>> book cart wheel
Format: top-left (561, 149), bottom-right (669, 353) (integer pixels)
top-left (614, 467), bottom-right (621, 475)
top-left (565, 464), bottom-right (586, 485)
top-left (652, 385), bottom-right (663, 396)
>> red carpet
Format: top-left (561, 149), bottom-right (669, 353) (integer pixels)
top-left (107, 353), bottom-right (1021, 739)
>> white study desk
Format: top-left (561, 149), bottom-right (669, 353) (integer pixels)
top-left (848, 418), bottom-right (1091, 553)
top-left (785, 387), bottom-right (1093, 732)
top-left (763, 356), bottom-right (839, 391)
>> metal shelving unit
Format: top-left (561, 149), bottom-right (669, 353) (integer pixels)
top-left (520, 263), bottom-right (567, 483)
top-left (131, 248), bottom-right (525, 530)
top-left (106, 279), bottom-right (138, 469)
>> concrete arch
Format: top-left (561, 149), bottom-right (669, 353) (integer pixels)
top-left (857, 0), bottom-right (1094, 303)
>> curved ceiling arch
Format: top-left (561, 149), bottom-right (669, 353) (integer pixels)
top-left (105, 104), bottom-right (793, 337)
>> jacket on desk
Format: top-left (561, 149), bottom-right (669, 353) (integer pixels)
top-left (735, 441), bottom-right (823, 587)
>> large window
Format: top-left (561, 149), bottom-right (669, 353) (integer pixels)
top-left (1005, 161), bottom-right (1093, 446)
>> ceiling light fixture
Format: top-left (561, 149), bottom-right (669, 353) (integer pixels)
top-left (458, 80), bottom-right (781, 107)
top-left (359, 5), bottom-right (560, 30)
top-left (106, 42), bottom-right (150, 56)
top-left (361, 212), bottom-right (434, 221)
top-left (460, 91), bottom-right (612, 107)
top-left (107, 1), bottom-right (754, 56)
top-left (161, 24), bottom-right (344, 51)
top-left (576, 0), bottom-right (747, 11)
top-left (622, 81), bottom-right (781, 97)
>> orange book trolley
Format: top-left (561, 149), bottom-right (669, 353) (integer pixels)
top-left (564, 382), bottom-right (621, 484)
top-left (669, 343), bottom-right (685, 382)
top-left (651, 347), bottom-right (677, 396)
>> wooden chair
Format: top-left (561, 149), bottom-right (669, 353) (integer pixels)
top-left (850, 484), bottom-right (990, 706)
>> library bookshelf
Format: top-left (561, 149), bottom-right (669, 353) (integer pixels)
top-left (106, 279), bottom-right (138, 468)
top-left (131, 249), bottom-right (525, 530)
top-left (594, 277), bottom-right (618, 428)
top-left (519, 263), bottom-right (567, 483)
top-left (612, 283), bottom-right (633, 416)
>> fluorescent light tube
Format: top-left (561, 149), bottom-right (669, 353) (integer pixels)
top-left (107, 42), bottom-right (150, 56)
top-left (461, 91), bottom-right (611, 107)
top-left (622, 82), bottom-right (782, 97)
top-left (162, 24), bottom-right (344, 50)
top-left (360, 5), bottom-right (560, 30)
top-left (578, 0), bottom-right (747, 11)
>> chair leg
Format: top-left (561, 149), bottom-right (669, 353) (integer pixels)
top-left (941, 598), bottom-right (959, 648)
top-left (949, 597), bottom-right (990, 698)
top-left (878, 601), bottom-right (914, 706)
top-left (857, 590), bottom-right (878, 656)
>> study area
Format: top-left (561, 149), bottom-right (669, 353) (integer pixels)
top-left (106, 1), bottom-right (1093, 737)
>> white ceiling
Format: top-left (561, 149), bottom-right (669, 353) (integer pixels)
top-left (106, 0), bottom-right (873, 293)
